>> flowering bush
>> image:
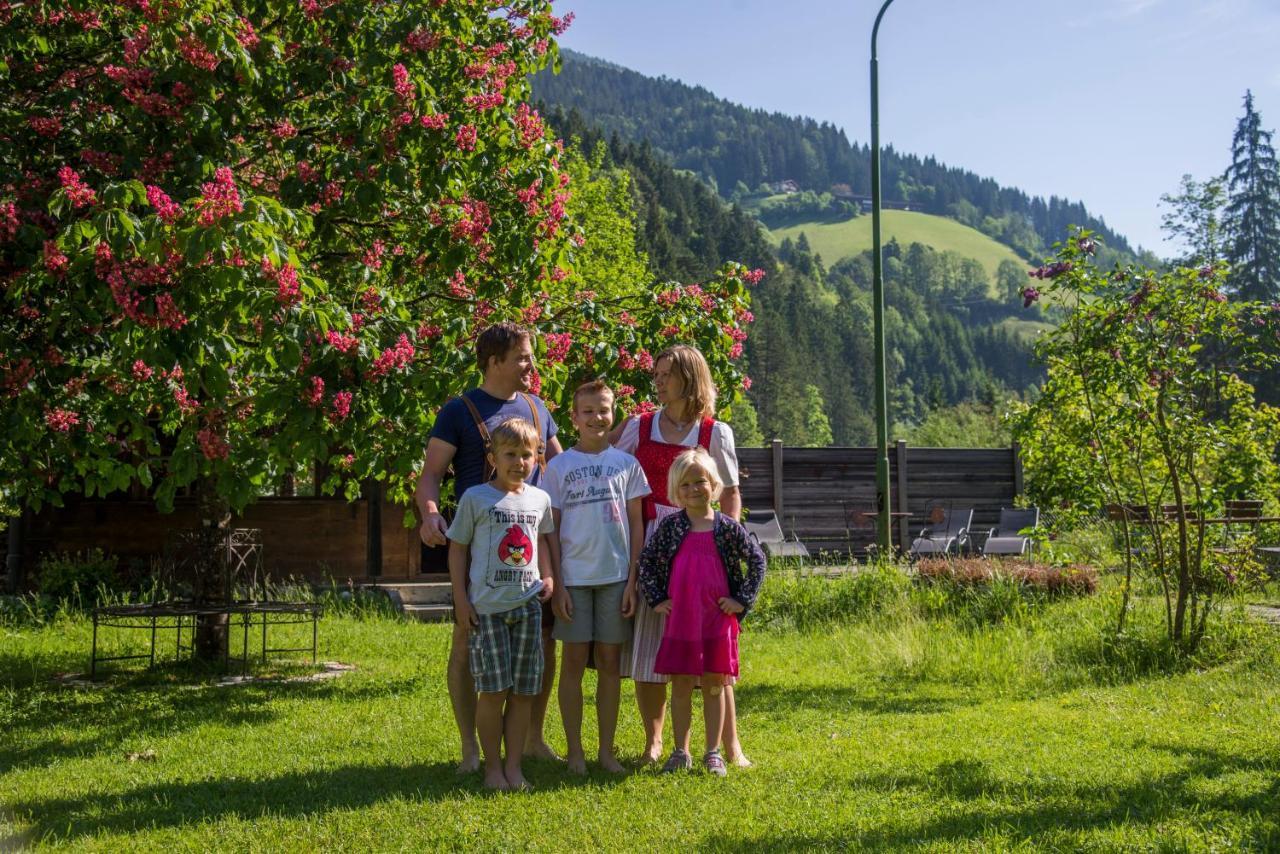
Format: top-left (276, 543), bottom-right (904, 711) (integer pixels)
top-left (1010, 230), bottom-right (1280, 649)
top-left (0, 2), bottom-right (752, 516)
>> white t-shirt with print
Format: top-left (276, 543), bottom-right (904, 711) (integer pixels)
top-left (615, 415), bottom-right (739, 488)
top-left (446, 483), bottom-right (554, 615)
top-left (544, 446), bottom-right (651, 586)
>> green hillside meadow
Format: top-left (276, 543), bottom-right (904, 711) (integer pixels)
top-left (767, 209), bottom-right (1027, 287)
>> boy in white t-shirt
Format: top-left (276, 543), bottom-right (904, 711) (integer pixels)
top-left (546, 380), bottom-right (651, 774)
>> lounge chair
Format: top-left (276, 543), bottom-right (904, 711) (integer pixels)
top-left (981, 507), bottom-right (1040, 558)
top-left (909, 506), bottom-right (973, 557)
top-left (743, 509), bottom-right (811, 560)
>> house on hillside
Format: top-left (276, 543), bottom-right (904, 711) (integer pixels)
top-left (768, 179), bottom-right (800, 194)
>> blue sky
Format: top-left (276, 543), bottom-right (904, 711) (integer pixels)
top-left (552, 0), bottom-right (1280, 255)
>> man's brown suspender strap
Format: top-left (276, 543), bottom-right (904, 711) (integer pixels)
top-left (453, 393), bottom-right (546, 481)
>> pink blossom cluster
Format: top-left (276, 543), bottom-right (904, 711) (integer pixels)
top-left (617, 347), bottom-right (637, 371)
top-left (514, 104), bottom-right (544, 149)
top-left (1, 202), bottom-right (19, 242)
top-left (197, 427), bottom-right (230, 460)
top-left (630, 400), bottom-right (658, 417)
top-left (146, 184), bottom-right (182, 223)
top-left (154, 293), bottom-right (188, 329)
top-left (448, 269), bottom-right (473, 298)
top-left (416, 322), bottom-right (442, 339)
top-left (729, 342), bottom-right (744, 359)
top-left (132, 360), bottom-right (154, 381)
top-left (123, 28), bottom-right (150, 64)
top-left (515, 179), bottom-right (542, 215)
top-left (2, 358), bottom-right (36, 398)
top-left (29, 115), bottom-right (62, 137)
top-left (743, 268), bottom-right (766, 286)
top-left (58, 166), bottom-right (97, 208)
top-left (303, 375), bottom-right (325, 407)
top-left (45, 407), bottom-right (80, 432)
top-left (464, 92), bottom-right (504, 111)
top-left (195, 167), bottom-right (243, 226)
top-left (526, 368), bottom-right (542, 395)
top-left (261, 256), bottom-right (302, 307)
top-left (451, 198), bottom-right (491, 245)
top-left (44, 241), bottom-right (69, 277)
top-left (455, 124), bottom-right (478, 152)
top-left (362, 240), bottom-right (386, 270)
top-left (172, 384), bottom-right (199, 414)
top-left (365, 334), bottom-right (415, 381)
top-left (392, 64), bottom-right (415, 102)
top-left (404, 28), bottom-right (441, 52)
top-left (742, 376), bottom-right (753, 391)
top-left (420, 113), bottom-right (449, 130)
top-left (330, 390), bottom-right (353, 422)
top-left (326, 329), bottom-right (358, 353)
top-left (319, 180), bottom-right (343, 206)
top-left (359, 288), bottom-right (383, 313)
top-left (660, 324), bottom-right (680, 338)
top-left (549, 12), bottom-right (575, 34)
top-left (656, 290), bottom-right (680, 308)
top-left (521, 303), bottom-right (543, 323)
top-left (273, 120), bottom-right (298, 139)
top-left (543, 332), bottom-right (572, 364)
top-left (236, 17), bottom-right (260, 49)
top-left (179, 36), bottom-right (220, 72)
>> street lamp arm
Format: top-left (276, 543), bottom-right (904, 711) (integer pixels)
top-left (872, 0), bottom-right (896, 59)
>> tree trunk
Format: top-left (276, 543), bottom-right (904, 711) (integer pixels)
top-left (193, 480), bottom-right (233, 663)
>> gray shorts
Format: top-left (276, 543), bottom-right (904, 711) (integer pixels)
top-left (553, 581), bottom-right (631, 645)
top-left (468, 599), bottom-right (544, 695)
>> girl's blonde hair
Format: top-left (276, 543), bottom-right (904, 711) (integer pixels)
top-left (667, 447), bottom-right (723, 508)
top-left (657, 344), bottom-right (716, 420)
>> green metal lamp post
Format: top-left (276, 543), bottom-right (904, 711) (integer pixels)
top-left (870, 0), bottom-right (896, 552)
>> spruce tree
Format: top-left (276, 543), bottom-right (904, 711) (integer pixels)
top-left (1223, 91), bottom-right (1280, 301)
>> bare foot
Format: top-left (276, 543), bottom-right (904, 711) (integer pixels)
top-left (504, 767), bottom-right (532, 791)
top-left (566, 753), bottom-right (588, 775)
top-left (598, 752), bottom-right (626, 774)
top-left (482, 769), bottom-right (510, 790)
top-left (523, 740), bottom-right (564, 761)
top-left (724, 748), bottom-right (753, 768)
top-left (456, 752), bottom-right (481, 775)
top-left (638, 743), bottom-right (663, 766)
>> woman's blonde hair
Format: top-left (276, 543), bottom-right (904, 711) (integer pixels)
top-left (657, 344), bottom-right (716, 420)
top-left (667, 447), bottom-right (723, 508)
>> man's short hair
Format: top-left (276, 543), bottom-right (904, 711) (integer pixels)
top-left (572, 379), bottom-right (614, 409)
top-left (476, 322), bottom-right (533, 373)
top-left (490, 417), bottom-right (540, 453)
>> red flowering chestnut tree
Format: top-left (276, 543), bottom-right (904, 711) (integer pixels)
top-left (0, 1), bottom-right (754, 526)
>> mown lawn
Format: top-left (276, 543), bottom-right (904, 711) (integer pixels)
top-left (3, 577), bottom-right (1279, 851)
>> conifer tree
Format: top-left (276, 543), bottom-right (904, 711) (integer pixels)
top-left (1223, 91), bottom-right (1280, 301)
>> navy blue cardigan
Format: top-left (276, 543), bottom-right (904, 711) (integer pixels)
top-left (637, 511), bottom-right (767, 621)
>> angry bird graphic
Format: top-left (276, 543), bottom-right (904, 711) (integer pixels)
top-left (498, 525), bottom-right (533, 567)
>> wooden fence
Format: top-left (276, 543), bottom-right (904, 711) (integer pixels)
top-left (737, 440), bottom-right (1024, 555)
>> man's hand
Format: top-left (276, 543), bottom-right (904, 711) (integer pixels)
top-left (653, 599), bottom-right (673, 616)
top-left (453, 598), bottom-right (478, 630)
top-left (552, 586), bottom-right (573, 621)
top-left (718, 597), bottom-right (744, 615)
top-left (621, 580), bottom-right (637, 618)
top-left (538, 575), bottom-right (555, 602)
top-left (419, 512), bottom-right (448, 547)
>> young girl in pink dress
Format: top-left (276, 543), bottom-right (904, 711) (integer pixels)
top-left (637, 448), bottom-right (766, 776)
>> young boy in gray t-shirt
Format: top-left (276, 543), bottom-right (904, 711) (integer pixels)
top-left (447, 418), bottom-right (555, 791)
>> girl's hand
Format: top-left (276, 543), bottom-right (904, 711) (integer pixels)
top-left (621, 581), bottom-right (637, 618)
top-left (653, 599), bottom-right (673, 615)
top-left (718, 597), bottom-right (744, 615)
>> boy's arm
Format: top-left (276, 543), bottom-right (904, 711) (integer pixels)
top-left (621, 496), bottom-right (645, 617)
top-left (447, 541), bottom-right (476, 628)
top-left (537, 533), bottom-right (555, 601)
top-left (548, 509), bottom-right (571, 619)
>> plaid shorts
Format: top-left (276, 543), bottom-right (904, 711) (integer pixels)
top-left (468, 599), bottom-right (544, 695)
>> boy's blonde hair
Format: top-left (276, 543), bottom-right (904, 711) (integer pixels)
top-left (489, 417), bottom-right (539, 453)
top-left (572, 378), bottom-right (614, 409)
top-left (667, 447), bottom-right (723, 507)
top-left (657, 344), bottom-right (716, 420)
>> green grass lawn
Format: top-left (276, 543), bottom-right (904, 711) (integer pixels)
top-left (3, 578), bottom-right (1279, 851)
top-left (766, 210), bottom-right (1027, 288)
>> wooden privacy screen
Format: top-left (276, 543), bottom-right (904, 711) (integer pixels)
top-left (737, 440), bottom-right (1023, 555)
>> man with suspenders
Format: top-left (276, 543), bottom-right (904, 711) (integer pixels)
top-left (416, 322), bottom-right (563, 772)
